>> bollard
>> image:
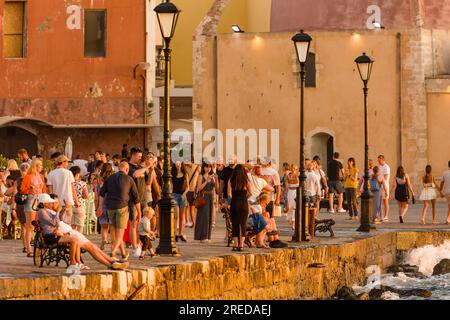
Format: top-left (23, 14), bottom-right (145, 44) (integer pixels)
top-left (308, 208), bottom-right (316, 240)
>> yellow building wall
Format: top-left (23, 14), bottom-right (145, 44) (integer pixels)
top-left (216, 31), bottom-right (401, 179)
top-left (247, 0), bottom-right (271, 32)
top-left (427, 93), bottom-right (450, 179)
top-left (169, 0), bottom-right (271, 86)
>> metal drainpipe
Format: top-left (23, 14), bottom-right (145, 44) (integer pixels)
top-left (214, 35), bottom-right (219, 139)
top-left (396, 32), bottom-right (403, 166)
top-left (143, 0), bottom-right (149, 151)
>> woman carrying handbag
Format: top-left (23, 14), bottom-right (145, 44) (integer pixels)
top-left (194, 162), bottom-right (217, 243)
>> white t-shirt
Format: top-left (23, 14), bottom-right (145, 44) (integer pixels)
top-left (379, 163), bottom-right (391, 185)
top-left (250, 204), bottom-right (262, 215)
top-left (261, 167), bottom-right (281, 201)
top-left (306, 171), bottom-right (321, 197)
top-left (47, 168), bottom-right (76, 206)
top-left (138, 216), bottom-right (151, 236)
top-left (73, 159), bottom-right (88, 177)
top-left (248, 173), bottom-right (268, 197)
top-left (442, 170), bottom-right (450, 195)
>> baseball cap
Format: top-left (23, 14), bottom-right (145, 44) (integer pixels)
top-left (38, 194), bottom-right (57, 204)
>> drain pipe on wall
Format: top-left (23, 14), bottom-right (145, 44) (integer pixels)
top-left (396, 32), bottom-right (403, 166)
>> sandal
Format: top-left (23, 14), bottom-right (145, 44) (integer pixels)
top-left (238, 247), bottom-right (244, 252)
top-left (26, 252), bottom-right (33, 257)
top-left (232, 247), bottom-right (238, 252)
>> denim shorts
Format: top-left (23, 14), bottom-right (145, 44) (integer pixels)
top-left (173, 193), bottom-right (187, 209)
top-left (24, 194), bottom-right (38, 212)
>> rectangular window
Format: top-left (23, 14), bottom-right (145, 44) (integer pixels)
top-left (305, 52), bottom-right (316, 88)
top-left (84, 10), bottom-right (106, 57)
top-left (3, 1), bottom-right (26, 58)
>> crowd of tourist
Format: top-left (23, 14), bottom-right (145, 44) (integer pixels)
top-left (0, 147), bottom-right (449, 271)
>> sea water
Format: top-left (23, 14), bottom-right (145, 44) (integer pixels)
top-left (354, 240), bottom-right (450, 300)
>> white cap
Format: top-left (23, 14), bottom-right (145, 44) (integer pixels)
top-left (38, 194), bottom-right (57, 204)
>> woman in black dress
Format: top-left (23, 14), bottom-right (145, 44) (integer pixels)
top-left (393, 166), bottom-right (415, 223)
top-left (227, 164), bottom-right (252, 251)
top-left (194, 162), bottom-right (217, 242)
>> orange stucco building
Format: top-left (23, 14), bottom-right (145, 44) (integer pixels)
top-left (0, 0), bottom-right (152, 158)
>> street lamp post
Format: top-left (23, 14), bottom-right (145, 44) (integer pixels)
top-left (291, 30), bottom-right (312, 242)
top-left (354, 52), bottom-right (375, 232)
top-left (154, 0), bottom-right (181, 255)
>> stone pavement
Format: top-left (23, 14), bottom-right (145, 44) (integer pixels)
top-left (0, 201), bottom-right (448, 277)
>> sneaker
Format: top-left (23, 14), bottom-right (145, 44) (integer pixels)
top-left (79, 264), bottom-right (90, 270)
top-left (328, 209), bottom-right (335, 213)
top-left (111, 261), bottom-right (129, 270)
top-left (132, 247), bottom-right (141, 258)
top-left (337, 209), bottom-right (347, 213)
top-left (269, 240), bottom-right (288, 248)
top-left (185, 222), bottom-right (193, 228)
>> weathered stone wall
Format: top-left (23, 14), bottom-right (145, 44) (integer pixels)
top-left (192, 0), bottom-right (230, 156)
top-left (3, 231), bottom-right (449, 300)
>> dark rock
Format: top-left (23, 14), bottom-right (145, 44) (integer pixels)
top-left (432, 259), bottom-right (450, 276)
top-left (369, 285), bottom-right (432, 299)
top-left (369, 286), bottom-right (400, 300)
top-left (386, 264), bottom-right (419, 274)
top-left (399, 289), bottom-right (432, 298)
top-left (334, 286), bottom-right (357, 300)
top-left (357, 292), bottom-right (369, 300)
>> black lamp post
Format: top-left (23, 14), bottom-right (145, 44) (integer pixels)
top-left (154, 0), bottom-right (181, 255)
top-left (354, 52), bottom-right (376, 232)
top-left (291, 30), bottom-right (312, 242)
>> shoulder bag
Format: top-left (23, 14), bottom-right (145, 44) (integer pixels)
top-left (194, 176), bottom-right (206, 208)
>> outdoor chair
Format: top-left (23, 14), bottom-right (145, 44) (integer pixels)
top-left (31, 220), bottom-right (84, 267)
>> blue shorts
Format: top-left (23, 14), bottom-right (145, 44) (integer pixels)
top-left (247, 213), bottom-right (268, 234)
top-left (173, 193), bottom-right (187, 209)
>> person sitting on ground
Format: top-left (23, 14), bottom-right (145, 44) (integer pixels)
top-left (138, 207), bottom-right (156, 260)
top-left (37, 193), bottom-right (128, 270)
top-left (248, 193), bottom-right (271, 249)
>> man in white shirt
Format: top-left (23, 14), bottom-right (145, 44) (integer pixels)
top-left (248, 164), bottom-right (274, 197)
top-left (378, 155), bottom-right (391, 221)
top-left (47, 155), bottom-right (80, 225)
top-left (306, 161), bottom-right (322, 211)
top-left (439, 160), bottom-right (450, 224)
top-left (261, 157), bottom-right (281, 217)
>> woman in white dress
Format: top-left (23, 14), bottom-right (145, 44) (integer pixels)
top-left (285, 164), bottom-right (299, 229)
top-left (420, 165), bottom-right (438, 224)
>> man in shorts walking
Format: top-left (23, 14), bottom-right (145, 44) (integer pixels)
top-left (327, 152), bottom-right (346, 213)
top-left (99, 162), bottom-right (141, 261)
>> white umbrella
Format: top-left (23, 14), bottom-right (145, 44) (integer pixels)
top-left (65, 137), bottom-right (73, 160)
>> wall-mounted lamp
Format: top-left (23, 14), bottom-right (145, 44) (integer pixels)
top-left (372, 20), bottom-right (385, 29)
top-left (232, 24), bottom-right (244, 33)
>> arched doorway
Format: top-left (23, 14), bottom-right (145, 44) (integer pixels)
top-left (310, 132), bottom-right (334, 174)
top-left (0, 126), bottom-right (38, 159)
